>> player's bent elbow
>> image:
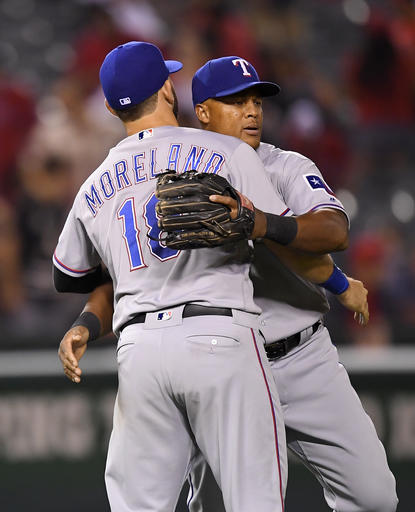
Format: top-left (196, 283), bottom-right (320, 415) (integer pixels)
top-left (317, 210), bottom-right (349, 252)
top-left (334, 230), bottom-right (349, 251)
top-left (316, 229), bottom-right (348, 253)
top-left (326, 222), bottom-right (349, 252)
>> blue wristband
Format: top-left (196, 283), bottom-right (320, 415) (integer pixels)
top-left (318, 265), bottom-right (349, 295)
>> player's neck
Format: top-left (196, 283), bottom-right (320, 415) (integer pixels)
top-left (124, 110), bottom-right (179, 137)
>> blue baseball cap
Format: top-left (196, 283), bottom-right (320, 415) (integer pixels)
top-left (192, 56), bottom-right (280, 107)
top-left (100, 41), bottom-right (183, 110)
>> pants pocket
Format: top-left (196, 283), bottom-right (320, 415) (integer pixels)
top-left (116, 342), bottom-right (135, 363)
top-left (186, 334), bottom-right (240, 348)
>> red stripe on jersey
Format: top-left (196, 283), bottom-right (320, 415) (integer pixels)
top-left (251, 329), bottom-right (285, 510)
top-left (53, 252), bottom-right (97, 275)
top-left (309, 203), bottom-right (345, 212)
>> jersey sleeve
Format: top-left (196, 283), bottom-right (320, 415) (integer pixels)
top-left (280, 155), bottom-right (348, 220)
top-left (226, 143), bottom-right (292, 217)
top-left (53, 200), bottom-right (101, 278)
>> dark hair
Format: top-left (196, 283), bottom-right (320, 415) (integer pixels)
top-left (113, 91), bottom-right (158, 122)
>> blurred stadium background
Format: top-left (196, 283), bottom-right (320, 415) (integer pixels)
top-left (0, 0), bottom-right (414, 510)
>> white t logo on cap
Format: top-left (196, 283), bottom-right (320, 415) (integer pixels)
top-left (232, 58), bottom-right (252, 77)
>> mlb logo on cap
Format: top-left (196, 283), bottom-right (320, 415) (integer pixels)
top-left (192, 56), bottom-right (280, 106)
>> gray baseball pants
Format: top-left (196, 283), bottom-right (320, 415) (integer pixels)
top-left (105, 306), bottom-right (287, 511)
top-left (187, 324), bottom-right (397, 512)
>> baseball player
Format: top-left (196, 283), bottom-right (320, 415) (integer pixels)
top-left (184, 57), bottom-right (397, 512)
top-left (60, 56), bottom-right (397, 512)
top-left (53, 41), bottom-right (292, 512)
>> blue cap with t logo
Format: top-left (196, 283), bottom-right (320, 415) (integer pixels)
top-left (100, 41), bottom-right (183, 110)
top-left (192, 56), bottom-right (280, 107)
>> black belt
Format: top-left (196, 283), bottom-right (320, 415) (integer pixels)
top-left (121, 304), bottom-right (233, 331)
top-left (265, 320), bottom-right (321, 361)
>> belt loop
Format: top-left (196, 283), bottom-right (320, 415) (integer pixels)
top-left (300, 324), bottom-right (312, 343)
top-left (281, 339), bottom-right (290, 357)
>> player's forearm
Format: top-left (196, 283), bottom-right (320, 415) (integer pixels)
top-left (81, 282), bottom-right (114, 338)
top-left (259, 208), bottom-right (349, 254)
top-left (264, 240), bottom-right (334, 283)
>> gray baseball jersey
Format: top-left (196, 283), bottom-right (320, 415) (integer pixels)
top-left (53, 127), bottom-right (290, 337)
top-left (254, 142), bottom-right (348, 341)
top-left (187, 143), bottom-right (397, 512)
top-left (54, 126), bottom-right (289, 511)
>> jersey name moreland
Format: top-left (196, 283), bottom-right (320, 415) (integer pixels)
top-left (84, 139), bottom-right (227, 217)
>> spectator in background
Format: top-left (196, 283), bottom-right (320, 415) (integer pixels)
top-left (0, 149), bottom-right (84, 345)
top-left (0, 69), bottom-right (35, 201)
top-left (346, 18), bottom-right (414, 127)
top-left (0, 68), bottom-right (35, 342)
top-left (17, 153), bottom-right (71, 303)
top-left (19, 74), bottom-right (123, 200)
top-left (0, 149), bottom-right (86, 347)
top-left (2, 71), bottom-right (123, 346)
top-left (345, 14), bottom-right (415, 180)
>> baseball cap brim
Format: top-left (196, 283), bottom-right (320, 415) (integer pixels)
top-left (166, 60), bottom-right (183, 73)
top-left (213, 81), bottom-right (280, 100)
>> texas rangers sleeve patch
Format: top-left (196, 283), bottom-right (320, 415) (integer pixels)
top-left (304, 174), bottom-right (335, 195)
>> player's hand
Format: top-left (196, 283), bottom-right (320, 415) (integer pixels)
top-left (336, 277), bottom-right (369, 326)
top-left (209, 194), bottom-right (238, 217)
top-left (209, 194), bottom-right (266, 239)
top-left (58, 326), bottom-right (89, 384)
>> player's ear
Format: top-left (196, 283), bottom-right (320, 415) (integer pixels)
top-left (161, 79), bottom-right (174, 107)
top-left (195, 103), bottom-right (209, 126)
top-left (105, 100), bottom-right (117, 117)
